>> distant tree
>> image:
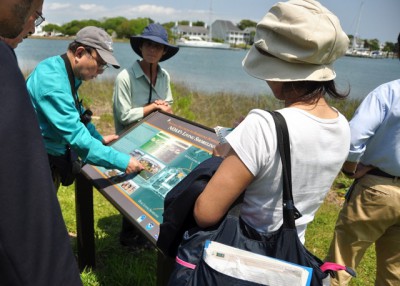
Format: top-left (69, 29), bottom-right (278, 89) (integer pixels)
top-left (115, 20), bottom-right (131, 39)
top-left (62, 20), bottom-right (85, 36)
top-left (249, 30), bottom-right (256, 45)
top-left (115, 18), bottom-right (150, 38)
top-left (178, 20), bottom-right (189, 26)
top-left (382, 41), bottom-right (395, 52)
top-left (162, 22), bottom-right (177, 41)
top-left (80, 19), bottom-right (102, 27)
top-left (42, 23), bottom-right (62, 34)
top-left (367, 38), bottom-right (380, 51)
top-left (192, 21), bottom-right (205, 27)
top-left (102, 17), bottom-right (128, 33)
top-left (163, 21), bottom-right (175, 30)
top-left (237, 19), bottom-right (256, 30)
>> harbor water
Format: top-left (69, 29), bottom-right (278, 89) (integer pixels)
top-left (15, 38), bottom-right (399, 99)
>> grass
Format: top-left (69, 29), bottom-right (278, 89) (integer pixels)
top-left (57, 79), bottom-right (375, 285)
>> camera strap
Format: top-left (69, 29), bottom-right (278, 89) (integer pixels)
top-left (61, 53), bottom-right (82, 117)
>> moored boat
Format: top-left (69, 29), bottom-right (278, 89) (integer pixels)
top-left (177, 36), bottom-right (231, 49)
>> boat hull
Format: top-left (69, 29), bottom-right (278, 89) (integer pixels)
top-left (177, 37), bottom-right (231, 50)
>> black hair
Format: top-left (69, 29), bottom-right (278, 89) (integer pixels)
top-left (282, 80), bottom-right (349, 103)
top-left (68, 41), bottom-right (94, 54)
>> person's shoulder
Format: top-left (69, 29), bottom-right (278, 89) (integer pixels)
top-left (0, 41), bottom-right (17, 64)
top-left (159, 65), bottom-right (169, 75)
top-left (0, 42), bottom-right (27, 94)
top-left (129, 61), bottom-right (145, 78)
top-left (366, 79), bottom-right (400, 103)
top-left (374, 79), bottom-right (400, 91)
top-left (0, 41), bottom-right (14, 53)
top-left (28, 56), bottom-right (69, 94)
top-left (116, 68), bottom-right (130, 79)
top-left (383, 79), bottom-right (400, 93)
top-left (33, 55), bottom-right (63, 74)
top-left (247, 109), bottom-right (274, 119)
top-left (244, 109), bottom-right (276, 128)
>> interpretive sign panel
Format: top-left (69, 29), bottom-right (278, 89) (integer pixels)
top-left (81, 111), bottom-right (219, 243)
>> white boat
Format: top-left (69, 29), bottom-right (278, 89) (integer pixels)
top-left (344, 2), bottom-right (384, 59)
top-left (177, 36), bottom-right (231, 50)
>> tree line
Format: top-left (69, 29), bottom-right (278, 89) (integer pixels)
top-left (42, 17), bottom-right (398, 52)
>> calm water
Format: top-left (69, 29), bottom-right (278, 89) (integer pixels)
top-left (15, 38), bottom-right (400, 99)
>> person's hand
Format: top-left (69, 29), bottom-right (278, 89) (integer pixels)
top-left (154, 99), bottom-right (169, 106)
top-left (353, 163), bottom-right (374, 179)
top-left (102, 134), bottom-right (119, 145)
top-left (157, 103), bottom-right (173, 114)
top-left (125, 157), bottom-right (144, 174)
top-left (151, 100), bottom-right (173, 114)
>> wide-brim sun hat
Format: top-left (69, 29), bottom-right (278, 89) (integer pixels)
top-left (242, 0), bottom-right (349, 82)
top-left (130, 23), bottom-right (179, 62)
top-left (75, 26), bottom-right (120, 69)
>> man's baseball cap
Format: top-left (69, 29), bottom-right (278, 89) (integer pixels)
top-left (75, 26), bottom-right (120, 69)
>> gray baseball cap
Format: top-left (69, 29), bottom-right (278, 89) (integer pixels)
top-left (75, 26), bottom-right (120, 69)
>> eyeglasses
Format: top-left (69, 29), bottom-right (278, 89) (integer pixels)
top-left (86, 50), bottom-right (109, 71)
top-left (34, 11), bottom-right (45, 27)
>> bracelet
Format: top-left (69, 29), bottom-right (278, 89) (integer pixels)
top-left (341, 168), bottom-right (355, 177)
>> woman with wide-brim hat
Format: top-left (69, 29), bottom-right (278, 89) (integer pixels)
top-left (113, 23), bottom-right (179, 134)
top-left (112, 23), bottom-right (179, 251)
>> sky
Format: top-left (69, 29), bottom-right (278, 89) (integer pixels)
top-left (42, 0), bottom-right (399, 44)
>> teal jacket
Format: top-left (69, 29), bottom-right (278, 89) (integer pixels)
top-left (27, 55), bottom-right (129, 171)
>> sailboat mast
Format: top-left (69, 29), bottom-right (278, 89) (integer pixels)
top-left (353, 1), bottom-right (364, 49)
top-left (208, 0), bottom-right (212, 42)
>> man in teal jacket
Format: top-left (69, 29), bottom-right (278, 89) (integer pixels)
top-left (27, 26), bottom-right (143, 188)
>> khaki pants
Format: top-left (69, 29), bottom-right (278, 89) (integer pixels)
top-left (327, 175), bottom-right (400, 286)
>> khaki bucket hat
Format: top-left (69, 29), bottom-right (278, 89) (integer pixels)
top-left (242, 0), bottom-right (349, 82)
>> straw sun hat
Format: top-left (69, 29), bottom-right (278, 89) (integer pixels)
top-left (243, 0), bottom-right (349, 82)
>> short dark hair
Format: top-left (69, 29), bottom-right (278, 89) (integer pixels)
top-left (68, 41), bottom-right (94, 54)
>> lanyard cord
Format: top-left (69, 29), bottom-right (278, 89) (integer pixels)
top-left (147, 63), bottom-right (153, 104)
